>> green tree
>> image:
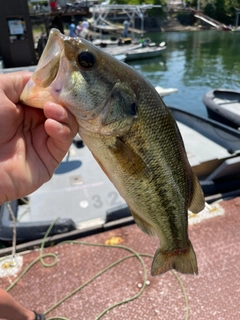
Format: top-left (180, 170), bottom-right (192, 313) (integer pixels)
top-left (204, 3), bottom-right (216, 19)
top-left (203, 0), bottom-right (240, 25)
top-left (215, 0), bottom-right (228, 22)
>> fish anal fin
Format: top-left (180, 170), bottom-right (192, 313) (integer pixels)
top-left (189, 174), bottom-right (205, 214)
top-left (130, 208), bottom-right (157, 238)
top-left (151, 241), bottom-right (198, 276)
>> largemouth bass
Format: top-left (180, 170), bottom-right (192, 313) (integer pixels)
top-left (20, 29), bottom-right (205, 276)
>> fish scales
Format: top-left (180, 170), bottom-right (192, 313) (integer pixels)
top-left (82, 91), bottom-right (191, 244)
top-left (20, 29), bottom-right (205, 276)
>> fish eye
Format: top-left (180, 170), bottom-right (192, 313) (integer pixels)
top-left (77, 51), bottom-right (95, 69)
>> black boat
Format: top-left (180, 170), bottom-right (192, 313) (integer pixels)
top-left (203, 88), bottom-right (240, 130)
top-left (169, 106), bottom-right (240, 196)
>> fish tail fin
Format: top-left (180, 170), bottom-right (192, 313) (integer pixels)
top-left (151, 242), bottom-right (198, 276)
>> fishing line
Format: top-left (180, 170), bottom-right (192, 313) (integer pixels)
top-left (5, 218), bottom-right (60, 291)
top-left (6, 202), bottom-right (17, 261)
top-left (4, 220), bottom-right (189, 320)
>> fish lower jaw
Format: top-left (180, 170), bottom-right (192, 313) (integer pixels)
top-left (20, 82), bottom-right (59, 109)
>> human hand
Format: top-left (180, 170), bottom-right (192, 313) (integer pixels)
top-left (0, 71), bottom-right (78, 204)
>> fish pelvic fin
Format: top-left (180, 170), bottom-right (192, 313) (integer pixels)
top-left (188, 174), bottom-right (205, 214)
top-left (151, 241), bottom-right (198, 276)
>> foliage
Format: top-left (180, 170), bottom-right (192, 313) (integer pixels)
top-left (113, 0), bottom-right (141, 4)
top-left (147, 0), bottom-right (167, 16)
top-left (112, 0), bottom-right (167, 16)
top-left (204, 3), bottom-right (216, 19)
top-left (112, 0), bottom-right (240, 25)
top-left (203, 0), bottom-right (240, 25)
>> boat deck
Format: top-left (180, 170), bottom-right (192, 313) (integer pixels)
top-left (213, 97), bottom-right (240, 114)
top-left (177, 121), bottom-right (230, 167)
top-left (0, 197), bottom-right (240, 319)
top-left (17, 143), bottom-right (125, 227)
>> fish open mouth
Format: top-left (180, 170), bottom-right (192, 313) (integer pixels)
top-left (33, 29), bottom-right (65, 87)
top-left (20, 29), bottom-right (69, 108)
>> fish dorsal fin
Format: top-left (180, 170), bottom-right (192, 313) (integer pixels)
top-left (188, 174), bottom-right (205, 213)
top-left (109, 137), bottom-right (152, 178)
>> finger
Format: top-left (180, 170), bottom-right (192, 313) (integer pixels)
top-left (43, 101), bottom-right (78, 133)
top-left (45, 118), bottom-right (73, 144)
top-left (0, 71), bottom-right (32, 103)
top-left (44, 118), bottom-right (76, 164)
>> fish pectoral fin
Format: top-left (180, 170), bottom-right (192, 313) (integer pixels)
top-left (151, 242), bottom-right (198, 276)
top-left (188, 174), bottom-right (205, 214)
top-left (109, 138), bottom-right (152, 178)
top-left (130, 208), bottom-right (157, 238)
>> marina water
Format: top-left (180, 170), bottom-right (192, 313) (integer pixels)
top-left (127, 30), bottom-right (240, 117)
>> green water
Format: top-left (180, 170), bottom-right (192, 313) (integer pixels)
top-left (127, 30), bottom-right (240, 117)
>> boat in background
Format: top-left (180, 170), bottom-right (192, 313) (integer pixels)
top-left (124, 42), bottom-right (167, 62)
top-left (203, 88), bottom-right (240, 130)
top-left (2, 106), bottom-right (240, 243)
top-left (155, 86), bottom-right (178, 97)
top-left (102, 40), bottom-right (167, 62)
top-left (169, 106), bottom-right (240, 199)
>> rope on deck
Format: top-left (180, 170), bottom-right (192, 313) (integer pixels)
top-left (4, 219), bottom-right (189, 320)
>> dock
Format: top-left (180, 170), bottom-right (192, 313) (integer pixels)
top-left (0, 197), bottom-right (239, 319)
top-left (191, 9), bottom-right (229, 30)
